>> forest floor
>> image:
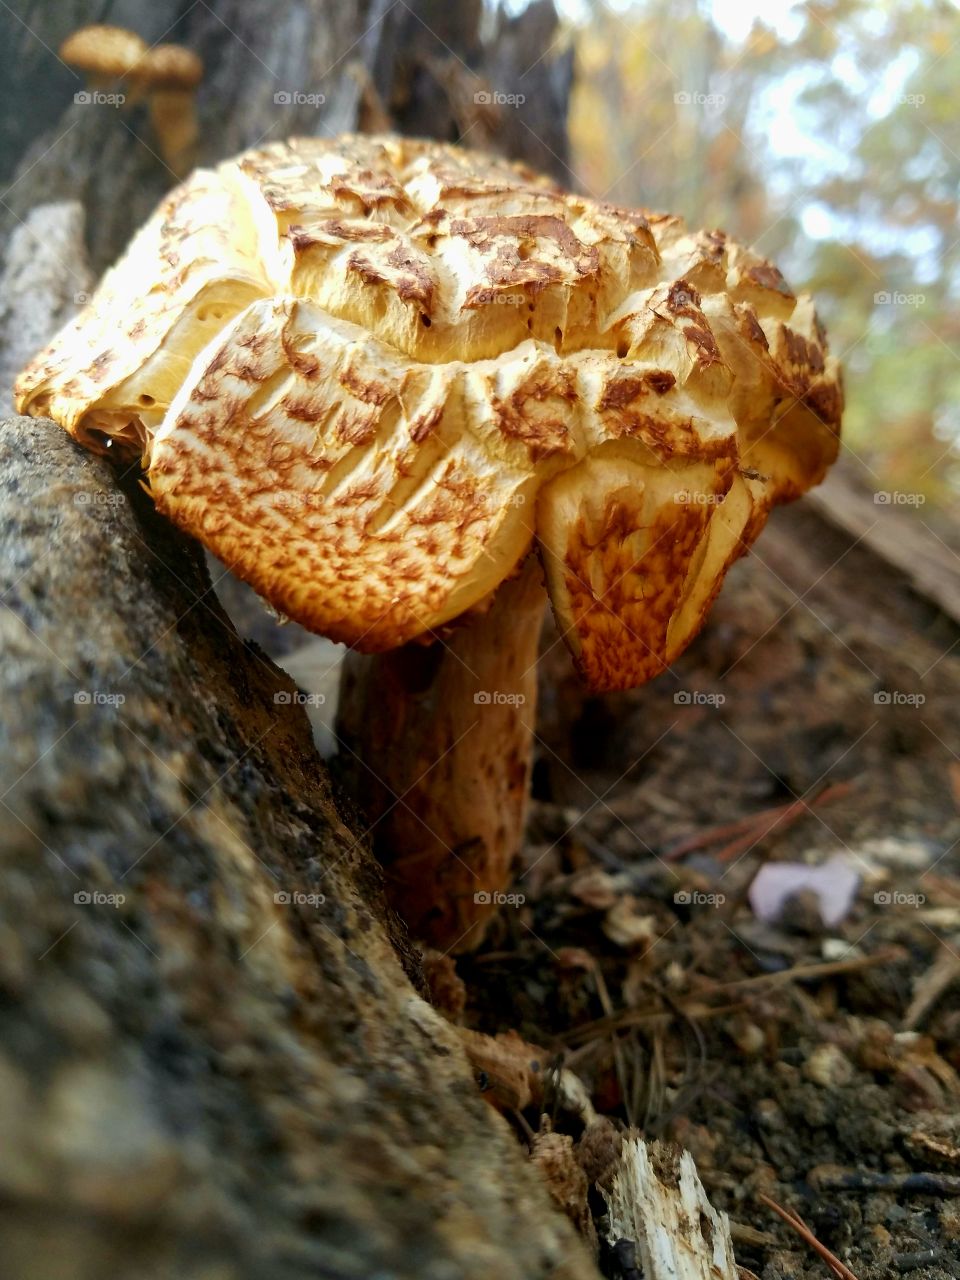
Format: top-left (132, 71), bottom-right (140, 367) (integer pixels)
top-left (220, 488), bottom-right (960, 1280)
top-left (455, 500), bottom-right (960, 1280)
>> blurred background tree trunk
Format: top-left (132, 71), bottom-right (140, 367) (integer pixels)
top-left (0, 0), bottom-right (572, 270)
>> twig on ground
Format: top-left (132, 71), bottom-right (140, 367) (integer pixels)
top-left (665, 782), bottom-right (852, 863)
top-left (810, 1168), bottom-right (960, 1197)
top-left (758, 1193), bottom-right (862, 1280)
top-left (902, 945), bottom-right (960, 1030)
top-left (561, 948), bottom-right (903, 1046)
top-left (715, 783), bottom-right (853, 862)
top-left (592, 960), bottom-right (636, 1127)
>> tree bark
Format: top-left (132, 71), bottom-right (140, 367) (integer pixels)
top-left (0, 6), bottom-right (597, 1273)
top-left (0, 416), bottom-right (597, 1280)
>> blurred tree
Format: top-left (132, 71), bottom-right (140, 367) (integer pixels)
top-left (569, 0), bottom-right (960, 522)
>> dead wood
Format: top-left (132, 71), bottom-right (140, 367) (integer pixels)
top-left (0, 416), bottom-right (597, 1280)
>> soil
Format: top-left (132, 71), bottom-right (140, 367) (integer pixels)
top-left (452, 499), bottom-right (960, 1280)
top-left (223, 491), bottom-right (960, 1280)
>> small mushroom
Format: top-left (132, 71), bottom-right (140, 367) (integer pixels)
top-left (132, 44), bottom-right (204, 177)
top-left (59, 26), bottom-right (203, 175)
top-left (14, 136), bottom-right (843, 951)
top-left (59, 23), bottom-right (147, 95)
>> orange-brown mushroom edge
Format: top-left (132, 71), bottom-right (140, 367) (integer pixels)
top-left (15, 134), bottom-right (841, 697)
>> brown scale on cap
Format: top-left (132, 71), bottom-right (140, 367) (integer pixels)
top-left (15, 132), bottom-right (841, 687)
top-left (564, 488), bottom-right (715, 690)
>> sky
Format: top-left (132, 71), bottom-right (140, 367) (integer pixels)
top-left (498, 0), bottom-right (807, 39)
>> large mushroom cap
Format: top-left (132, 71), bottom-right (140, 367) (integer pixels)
top-left (15, 135), bottom-right (841, 692)
top-left (60, 24), bottom-right (148, 79)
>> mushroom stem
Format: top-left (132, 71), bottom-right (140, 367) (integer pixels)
top-left (336, 554), bottom-right (545, 952)
top-left (149, 89), bottom-right (198, 177)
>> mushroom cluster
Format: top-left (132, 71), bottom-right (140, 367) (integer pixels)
top-left (61, 23), bottom-right (202, 175)
top-left (15, 135), bottom-right (842, 948)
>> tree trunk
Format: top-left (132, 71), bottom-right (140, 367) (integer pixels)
top-left (0, 0), bottom-right (573, 271)
top-left (0, 416), bottom-right (596, 1280)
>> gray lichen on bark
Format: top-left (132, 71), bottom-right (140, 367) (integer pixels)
top-left (0, 417), bottom-right (597, 1280)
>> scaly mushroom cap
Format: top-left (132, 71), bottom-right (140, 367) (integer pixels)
top-left (60, 24), bottom-right (148, 79)
top-left (15, 135), bottom-right (842, 691)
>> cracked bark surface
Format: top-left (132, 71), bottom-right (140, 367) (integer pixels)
top-left (0, 416), bottom-right (597, 1280)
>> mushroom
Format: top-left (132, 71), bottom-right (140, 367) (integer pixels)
top-left (59, 26), bottom-right (203, 175)
top-left (59, 23), bottom-right (148, 96)
top-left (132, 43), bottom-right (204, 177)
top-left (14, 135), bottom-right (842, 950)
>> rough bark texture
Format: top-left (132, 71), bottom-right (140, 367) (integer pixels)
top-left (0, 200), bottom-right (91, 406)
top-left (0, 415), bottom-right (597, 1280)
top-left (338, 555), bottom-right (547, 953)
